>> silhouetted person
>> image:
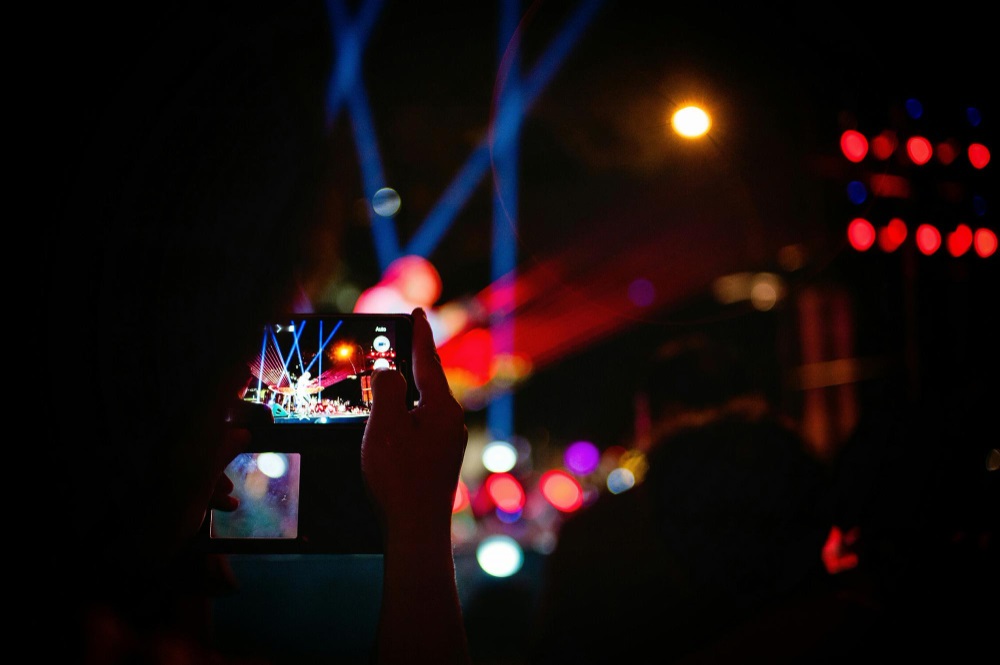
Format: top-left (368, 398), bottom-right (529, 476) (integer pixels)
top-left (50, 3), bottom-right (470, 663)
top-left (529, 332), bottom-right (845, 664)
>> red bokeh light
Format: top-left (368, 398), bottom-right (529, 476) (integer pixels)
top-left (915, 224), bottom-right (942, 255)
top-left (822, 525), bottom-right (860, 574)
top-left (847, 217), bottom-right (876, 251)
top-left (946, 224), bottom-right (974, 257)
top-left (974, 228), bottom-right (998, 258)
top-left (484, 473), bottom-right (526, 513)
top-left (877, 218), bottom-right (908, 252)
top-left (968, 142), bottom-right (991, 169)
top-left (453, 480), bottom-right (470, 513)
top-left (870, 130), bottom-right (897, 160)
top-left (905, 136), bottom-right (933, 165)
top-left (935, 139), bottom-right (959, 165)
top-left (539, 469), bottom-right (584, 512)
top-left (840, 130), bottom-right (868, 163)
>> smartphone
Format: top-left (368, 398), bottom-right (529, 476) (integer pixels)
top-left (201, 312), bottom-right (414, 554)
top-left (243, 312), bottom-right (416, 434)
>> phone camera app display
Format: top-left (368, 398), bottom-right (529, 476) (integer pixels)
top-left (243, 316), bottom-right (399, 425)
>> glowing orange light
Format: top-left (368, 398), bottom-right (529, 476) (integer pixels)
top-left (539, 470), bottom-right (584, 512)
top-left (915, 224), bottom-right (942, 255)
top-left (877, 218), bottom-right (908, 252)
top-left (840, 130), bottom-right (868, 163)
top-left (485, 473), bottom-right (526, 513)
top-left (452, 480), bottom-right (470, 513)
top-left (847, 217), bottom-right (876, 251)
top-left (335, 344), bottom-right (353, 359)
top-left (947, 224), bottom-right (974, 257)
top-left (968, 143), bottom-right (991, 169)
top-left (871, 130), bottom-right (897, 160)
top-left (906, 136), bottom-right (933, 165)
top-left (974, 228), bottom-right (998, 258)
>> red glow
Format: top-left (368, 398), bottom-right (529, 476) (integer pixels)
top-left (871, 130), bottom-right (897, 160)
top-left (539, 470), bottom-right (584, 512)
top-left (906, 136), bottom-right (933, 165)
top-left (877, 218), bottom-right (907, 252)
top-left (822, 525), bottom-right (860, 574)
top-left (383, 255), bottom-right (443, 306)
top-left (437, 327), bottom-right (494, 386)
top-left (916, 224), bottom-right (942, 255)
top-left (868, 173), bottom-right (911, 198)
top-left (847, 218), bottom-right (876, 251)
top-left (453, 480), bottom-right (470, 513)
top-left (840, 130), bottom-right (868, 163)
top-left (947, 224), bottom-right (974, 257)
top-left (935, 139), bottom-right (959, 165)
top-left (968, 143), bottom-right (991, 169)
top-left (974, 228), bottom-right (998, 258)
top-left (485, 473), bottom-right (526, 512)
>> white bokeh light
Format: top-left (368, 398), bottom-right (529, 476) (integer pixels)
top-left (256, 452), bottom-right (288, 479)
top-left (482, 440), bottom-right (518, 473)
top-left (476, 535), bottom-right (524, 578)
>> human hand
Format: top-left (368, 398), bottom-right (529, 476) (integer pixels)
top-left (361, 307), bottom-right (468, 537)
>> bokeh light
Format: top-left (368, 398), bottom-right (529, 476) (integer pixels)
top-left (606, 467), bottom-right (635, 494)
top-left (453, 480), bottom-right (470, 513)
top-left (257, 452), bottom-right (289, 479)
top-left (839, 130), bottom-right (868, 162)
top-left (671, 105), bottom-right (711, 138)
top-left (973, 228), bottom-right (997, 258)
top-left (627, 277), bottom-right (655, 307)
top-left (539, 470), bottom-right (584, 512)
top-left (483, 440), bottom-right (518, 473)
top-left (485, 473), bottom-right (526, 512)
top-left (878, 218), bottom-right (908, 252)
top-left (916, 224), bottom-right (942, 255)
top-left (968, 143), bottom-right (990, 169)
top-left (476, 535), bottom-right (524, 577)
top-left (564, 440), bottom-right (600, 475)
top-left (905, 136), bottom-right (933, 165)
top-left (946, 224), bottom-right (973, 257)
top-left (847, 218), bottom-right (876, 251)
top-left (371, 187), bottom-right (402, 217)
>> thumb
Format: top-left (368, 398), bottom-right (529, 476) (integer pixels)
top-left (364, 368), bottom-right (409, 442)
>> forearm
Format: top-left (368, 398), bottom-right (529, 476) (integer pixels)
top-left (374, 525), bottom-right (471, 665)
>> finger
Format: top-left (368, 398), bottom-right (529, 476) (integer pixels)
top-left (365, 368), bottom-right (409, 441)
top-left (409, 307), bottom-right (452, 401)
top-left (209, 474), bottom-right (240, 512)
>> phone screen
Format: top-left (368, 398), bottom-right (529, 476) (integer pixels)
top-left (242, 313), bottom-right (413, 426)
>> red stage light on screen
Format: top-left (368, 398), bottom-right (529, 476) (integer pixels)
top-left (915, 224), bottom-right (942, 255)
top-left (539, 470), bottom-right (584, 512)
top-left (905, 136), bottom-right (933, 165)
top-left (974, 228), bottom-right (998, 258)
top-left (840, 130), bottom-right (868, 162)
top-left (946, 224), bottom-right (974, 257)
top-left (485, 473), bottom-right (526, 513)
top-left (871, 130), bottom-right (897, 160)
top-left (878, 218), bottom-right (908, 252)
top-left (968, 143), bottom-right (991, 169)
top-left (453, 480), bottom-right (470, 513)
top-left (847, 217), bottom-right (876, 251)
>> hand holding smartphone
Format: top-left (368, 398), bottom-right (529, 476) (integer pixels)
top-left (200, 312), bottom-right (415, 554)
